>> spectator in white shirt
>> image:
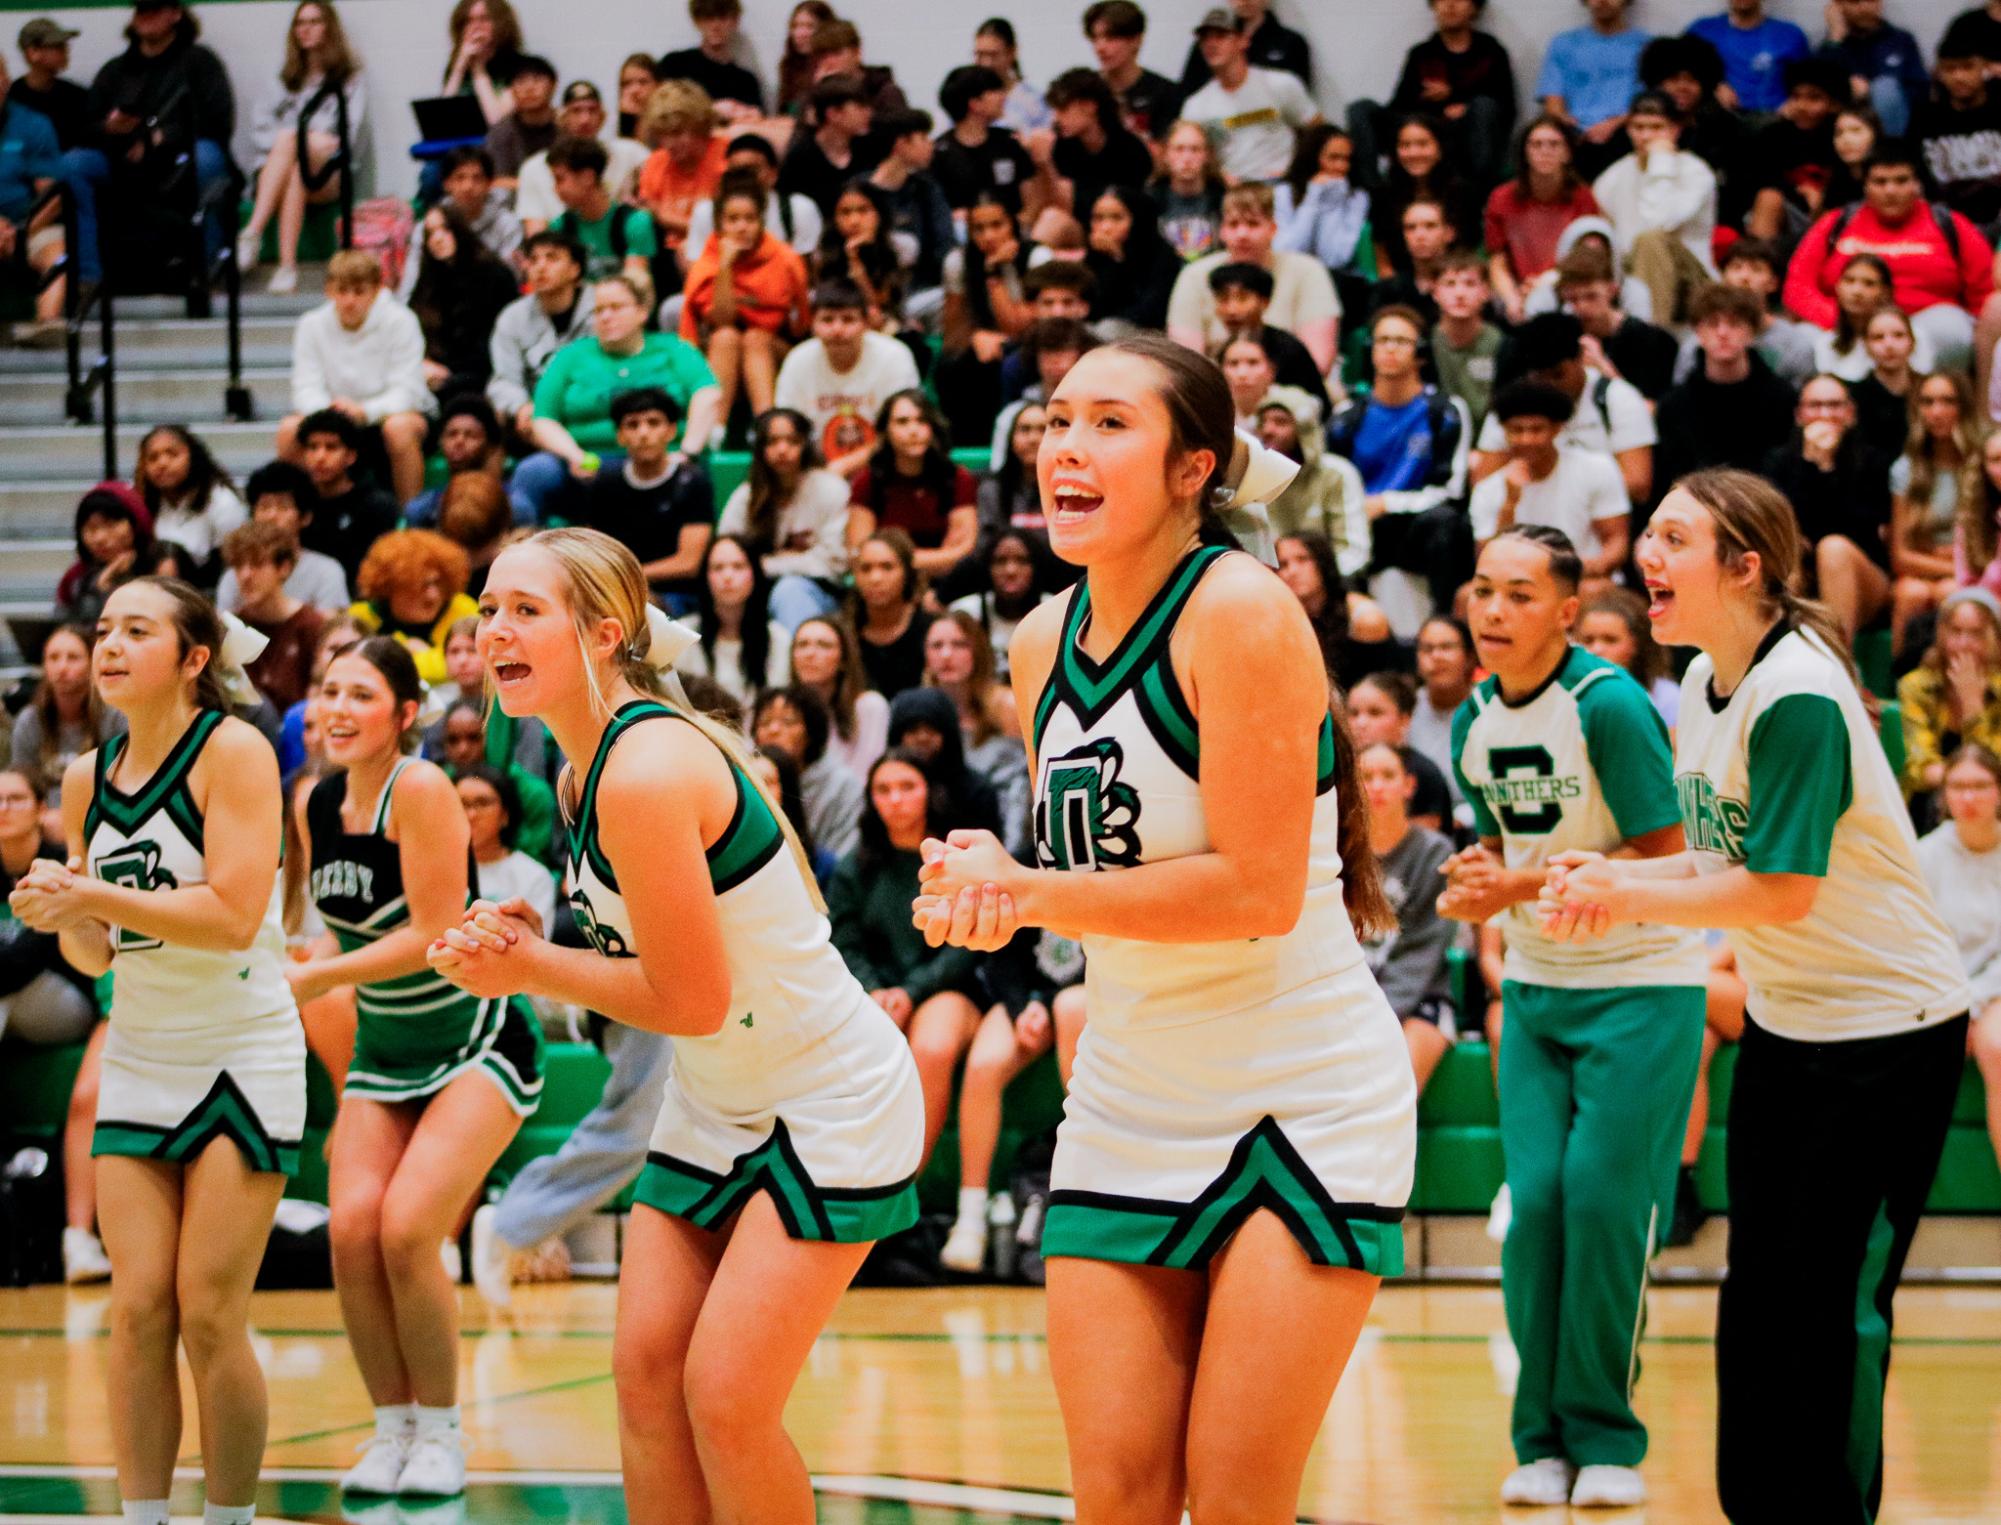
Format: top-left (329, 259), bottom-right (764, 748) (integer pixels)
top-left (1470, 380), bottom-right (1630, 593)
top-left (1167, 182), bottom-right (1339, 373)
top-left (1589, 89), bottom-right (1717, 328)
top-left (772, 280), bottom-right (922, 477)
top-left (1181, 7), bottom-right (1322, 185)
top-left (515, 78), bottom-right (649, 233)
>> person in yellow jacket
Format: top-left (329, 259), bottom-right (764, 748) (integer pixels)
top-left (1897, 586), bottom-right (2001, 823)
top-left (348, 529), bottom-right (481, 685)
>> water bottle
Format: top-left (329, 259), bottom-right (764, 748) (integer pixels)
top-left (988, 1192), bottom-right (1019, 1282)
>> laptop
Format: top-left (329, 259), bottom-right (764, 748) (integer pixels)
top-left (411, 95), bottom-right (489, 144)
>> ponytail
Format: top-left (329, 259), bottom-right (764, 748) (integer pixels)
top-left (1329, 685), bottom-right (1394, 941)
top-left (1772, 585), bottom-right (1863, 690)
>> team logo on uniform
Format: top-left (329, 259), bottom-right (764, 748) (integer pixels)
top-left (569, 888), bottom-right (632, 958)
top-left (1479, 744), bottom-right (1580, 835)
top-left (1036, 739), bottom-right (1142, 872)
top-left (1677, 772), bottom-right (1750, 861)
top-left (94, 840), bottom-right (176, 950)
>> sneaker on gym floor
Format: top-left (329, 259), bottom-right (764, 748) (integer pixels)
top-left (1570, 1464), bottom-right (1646, 1507)
top-left (1485, 1182), bottom-right (1512, 1244)
top-left (62, 1227), bottom-right (111, 1284)
top-left (397, 1429), bottom-right (466, 1496)
top-left (267, 265), bottom-right (299, 295)
top-left (469, 1205), bottom-right (512, 1309)
top-left (938, 1216), bottom-right (986, 1273)
top-left (1499, 1457), bottom-right (1576, 1506)
top-left (341, 1432), bottom-right (409, 1495)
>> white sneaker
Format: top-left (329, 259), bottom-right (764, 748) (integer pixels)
top-left (235, 226), bottom-right (261, 271)
top-left (1499, 1458), bottom-right (1577, 1506)
top-left (341, 1432), bottom-right (409, 1495)
top-left (397, 1429), bottom-right (467, 1496)
top-left (1486, 1182), bottom-right (1513, 1244)
top-left (62, 1227), bottom-right (111, 1284)
top-left (469, 1205), bottom-right (512, 1309)
top-left (266, 266), bottom-right (299, 295)
top-left (938, 1216), bottom-right (986, 1273)
top-left (1571, 1464), bottom-right (1647, 1507)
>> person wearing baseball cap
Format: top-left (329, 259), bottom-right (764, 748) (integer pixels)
top-left (10, 18), bottom-right (87, 149)
top-left (513, 80), bottom-right (649, 232)
top-left (1178, 0), bottom-right (1313, 95)
top-left (1180, 4), bottom-right (1323, 184)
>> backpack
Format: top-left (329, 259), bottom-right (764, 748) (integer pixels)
top-left (349, 196), bottom-right (415, 289)
top-left (552, 206), bottom-right (683, 303)
top-left (1819, 199), bottom-right (1962, 263)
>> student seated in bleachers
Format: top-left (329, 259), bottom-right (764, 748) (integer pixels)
top-left (1149, 119), bottom-right (1227, 264)
top-left (657, 0), bottom-right (764, 122)
top-left (434, 472), bottom-right (513, 597)
top-left (1410, 613), bottom-right (1475, 805)
top-left (1470, 381), bottom-right (1629, 596)
top-left (923, 611), bottom-right (1027, 826)
top-left (487, 229), bottom-right (595, 446)
top-left (1547, 244), bottom-right (1676, 404)
top-left (235, 0), bottom-right (365, 293)
top-left (9, 18), bottom-right (88, 150)
top-left (0, 765), bottom-right (110, 1284)
top-left (1258, 395), bottom-right (1368, 571)
top-left (846, 390), bottom-right (979, 587)
top-left (788, 615), bottom-right (889, 778)
top-left (1273, 530), bottom-right (1402, 692)
top-left (827, 747), bottom-right (984, 1164)
top-left (869, 108), bottom-right (955, 305)
top-left (217, 461), bottom-right (351, 614)
top-left (515, 79), bottom-right (647, 237)
top-left (439, 0), bottom-right (527, 128)
top-left (1359, 742), bottom-right (1458, 1097)
top-left (1589, 90), bottom-right (1718, 330)
top-left (133, 423), bottom-right (246, 589)
top-left (1179, 9), bottom-right (1320, 187)
top-left (716, 406), bottom-right (852, 629)
top-left (433, 697), bottom-right (559, 869)
top-left (1672, 239), bottom-right (1817, 389)
top-left (1916, 742), bottom-right (2001, 1192)
top-left (546, 133), bottom-right (658, 287)
top-left (751, 684), bottom-right (863, 862)
top-left (1890, 371), bottom-right (1985, 656)
top-left (61, 0), bottom-right (234, 289)
top-left (1577, 588), bottom-right (1681, 731)
top-left (280, 252), bottom-right (436, 506)
top-left (570, 386), bottom-right (715, 613)
top-left (0, 46), bottom-right (66, 344)
top-left (683, 133), bottom-right (823, 265)
top-left (410, 146), bottom-right (524, 282)
top-left (672, 532), bottom-right (789, 712)
top-left (811, 178), bottom-right (912, 344)
top-left (1168, 182), bottom-right (1339, 375)
top-left (1476, 310), bottom-right (1655, 509)
top-left (1899, 588), bottom-right (2001, 825)
top-left (454, 762), bottom-right (557, 939)
top-left (1482, 113), bottom-right (1597, 326)
top-left (1427, 254), bottom-right (1503, 437)
top-left (6, 622), bottom-right (121, 841)
top-left (1079, 183), bottom-right (1183, 338)
top-left (773, 279), bottom-right (921, 477)
top-left (1034, 67), bottom-right (1153, 227)
top-left (636, 79), bottom-right (725, 272)
top-left (482, 51), bottom-right (557, 188)
top-left (1348, 671), bottom-right (1453, 835)
top-left (220, 521), bottom-right (325, 710)
top-left (405, 395), bottom-right (511, 529)
top-left (779, 73), bottom-right (880, 221)
top-left (406, 208), bottom-right (522, 403)
top-left (679, 175), bottom-right (811, 429)
top-left (287, 408), bottom-right (400, 584)
top-left (1206, 262), bottom-right (1327, 415)
top-left (54, 482), bottom-right (184, 627)
top-left (347, 528), bottom-right (479, 686)
top-left (1758, 374), bottom-right (1894, 644)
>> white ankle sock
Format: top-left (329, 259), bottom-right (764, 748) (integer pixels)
top-left (956, 1187), bottom-right (988, 1226)
top-left (204, 1503), bottom-right (255, 1525)
top-left (375, 1402), bottom-right (415, 1438)
top-left (120, 1502), bottom-right (170, 1525)
top-left (414, 1402), bottom-right (461, 1438)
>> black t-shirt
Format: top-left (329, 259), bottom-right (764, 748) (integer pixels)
top-left (1053, 128), bottom-right (1155, 222)
top-left (574, 461), bottom-right (715, 601)
top-left (1761, 438), bottom-right (1893, 569)
top-left (305, 482), bottom-right (401, 583)
top-left (1390, 32), bottom-right (1516, 114)
top-left (655, 47), bottom-right (764, 113)
top-left (1848, 373), bottom-right (1912, 462)
top-left (7, 76), bottom-right (90, 150)
top-left (1916, 91), bottom-right (2001, 230)
top-left (778, 130), bottom-right (881, 218)
top-left (931, 125), bottom-right (1035, 215)
top-left (1113, 69), bottom-right (1183, 144)
top-left (1749, 117), bottom-right (1837, 215)
top-left (1602, 316), bottom-right (1680, 403)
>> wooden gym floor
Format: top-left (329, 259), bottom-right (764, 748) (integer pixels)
top-left (2, 1279), bottom-right (1999, 1523)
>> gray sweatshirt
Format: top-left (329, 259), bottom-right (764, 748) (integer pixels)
top-left (1363, 825), bottom-right (1457, 1018)
top-left (486, 284), bottom-right (597, 420)
top-left (1916, 823), bottom-right (2001, 1012)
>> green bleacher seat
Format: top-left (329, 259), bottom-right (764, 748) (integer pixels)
top-left (0, 1041), bottom-right (86, 1144)
top-left (1856, 627), bottom-right (1894, 700)
top-left (709, 450), bottom-right (751, 511)
top-left (239, 199), bottom-right (343, 267)
top-left (1878, 698), bottom-right (1905, 781)
top-left (916, 1050), bottom-right (1067, 1213)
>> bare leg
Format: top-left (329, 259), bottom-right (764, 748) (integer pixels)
top-left (29, 236), bottom-right (65, 322)
top-left (741, 328), bottom-right (784, 416)
top-left (329, 1097), bottom-right (419, 1406)
top-left (174, 1138), bottom-right (287, 1507)
top-left (616, 1205), bottom-right (727, 1525)
top-left (957, 1006), bottom-right (1049, 1192)
top-left (275, 413), bottom-right (305, 462)
top-left (381, 413), bottom-right (431, 507)
top-left (1402, 1016), bottom-right (1450, 1098)
top-left (1184, 1211), bottom-right (1381, 1523)
top-left (1813, 535), bottom-right (1890, 641)
top-left (705, 327), bottom-right (743, 434)
top-left (242, 131), bottom-right (300, 251)
top-left (277, 134), bottom-right (343, 274)
top-left (682, 1192), bottom-right (874, 1523)
top-left (1047, 1255), bottom-right (1202, 1523)
top-left (96, 1157), bottom-right (185, 1502)
top-left (378, 1073), bottom-right (525, 1406)
top-left (63, 1022), bottom-right (107, 1232)
top-left (906, 991), bottom-right (980, 1167)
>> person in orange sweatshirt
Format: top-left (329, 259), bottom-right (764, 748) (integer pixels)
top-left (681, 174), bottom-right (812, 427)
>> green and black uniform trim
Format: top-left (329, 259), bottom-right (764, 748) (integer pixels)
top-left (94, 1071), bottom-right (301, 1177)
top-left (1042, 1116), bottom-right (1405, 1272)
top-left (570, 700), bottom-right (784, 903)
top-left (1033, 546), bottom-right (1336, 793)
top-left (86, 709), bottom-right (220, 857)
top-left (635, 1118), bottom-right (918, 1243)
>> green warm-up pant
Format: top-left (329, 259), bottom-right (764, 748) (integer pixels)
top-left (1499, 979), bottom-right (1707, 1468)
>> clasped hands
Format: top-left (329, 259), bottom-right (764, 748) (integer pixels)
top-left (1436, 844), bottom-right (1623, 941)
top-left (911, 829), bottom-right (1022, 952)
top-left (427, 896), bottom-right (545, 998)
top-left (7, 856), bottom-right (97, 932)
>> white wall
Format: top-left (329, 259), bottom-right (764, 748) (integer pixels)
top-left (15, 0), bottom-right (1984, 197)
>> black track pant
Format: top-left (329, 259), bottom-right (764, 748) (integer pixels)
top-left (1715, 1012), bottom-right (1966, 1524)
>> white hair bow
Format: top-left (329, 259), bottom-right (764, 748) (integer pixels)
top-left (1212, 428), bottom-right (1301, 566)
top-left (215, 612), bottom-right (270, 708)
top-left (643, 604), bottom-right (700, 671)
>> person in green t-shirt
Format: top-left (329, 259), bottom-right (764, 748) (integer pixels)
top-left (547, 134), bottom-right (658, 282)
top-left (1430, 251), bottom-right (1504, 436)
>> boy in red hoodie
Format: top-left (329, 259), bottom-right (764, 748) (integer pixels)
top-left (1783, 143), bottom-right (1992, 371)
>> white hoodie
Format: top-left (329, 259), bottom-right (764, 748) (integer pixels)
top-left (290, 288), bottom-right (436, 422)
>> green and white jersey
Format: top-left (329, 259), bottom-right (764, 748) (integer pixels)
top-left (1677, 626), bottom-right (1966, 1040)
top-left (1031, 544), bottom-right (1367, 1030)
top-left (1452, 646), bottom-right (1705, 989)
top-left (85, 710), bottom-right (292, 1032)
top-left (566, 700), bottom-right (879, 1107)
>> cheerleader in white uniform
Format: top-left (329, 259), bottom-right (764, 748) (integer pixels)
top-left (10, 578), bottom-right (299, 1525)
top-left (916, 335), bottom-right (1417, 1523)
top-left (427, 528), bottom-right (923, 1525)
